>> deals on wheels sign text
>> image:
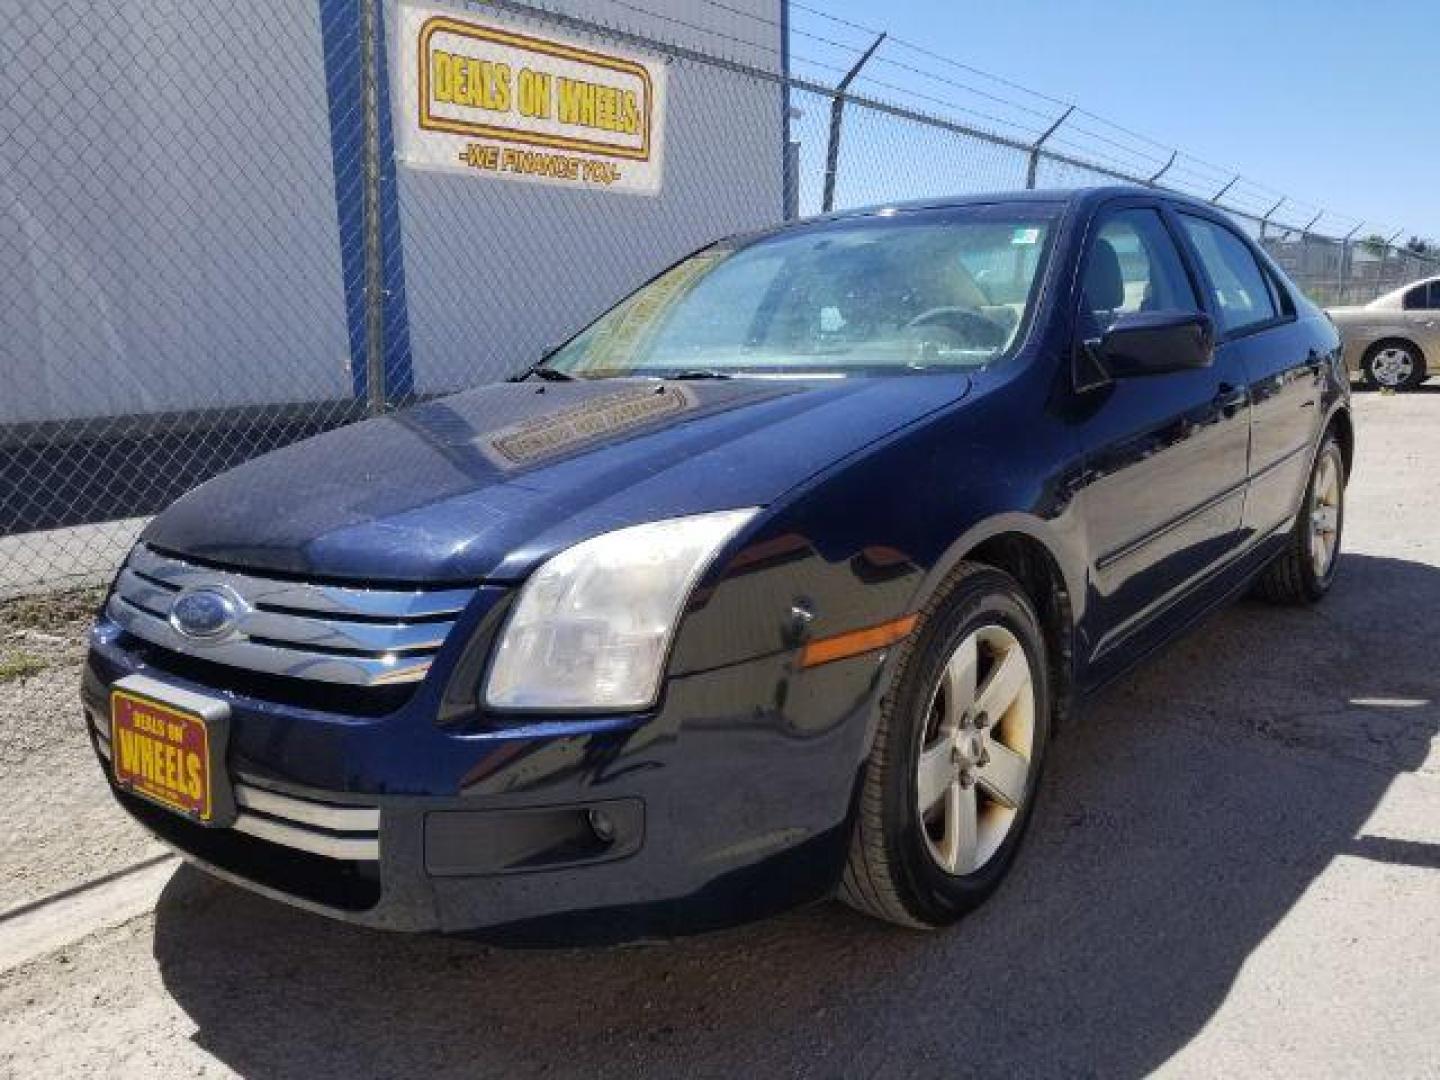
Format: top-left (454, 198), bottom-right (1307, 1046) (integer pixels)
top-left (393, 3), bottom-right (667, 195)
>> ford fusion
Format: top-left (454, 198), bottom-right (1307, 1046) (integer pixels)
top-left (84, 187), bottom-right (1351, 934)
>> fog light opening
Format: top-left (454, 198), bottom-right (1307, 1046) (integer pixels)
top-left (588, 807), bottom-right (617, 844)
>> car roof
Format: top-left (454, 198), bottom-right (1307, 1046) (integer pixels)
top-left (755, 186), bottom-right (1228, 238)
top-left (823, 184), bottom-right (1219, 220)
top-left (717, 185), bottom-right (1239, 254)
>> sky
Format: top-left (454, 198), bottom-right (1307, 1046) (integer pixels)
top-left (788, 0), bottom-right (1440, 240)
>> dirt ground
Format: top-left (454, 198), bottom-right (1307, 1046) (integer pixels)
top-left (0, 388), bottom-right (1436, 1079)
top-left (0, 589), bottom-right (163, 913)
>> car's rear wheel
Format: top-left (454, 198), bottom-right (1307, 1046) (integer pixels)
top-left (840, 564), bottom-right (1051, 929)
top-left (1253, 434), bottom-right (1345, 604)
top-left (1362, 340), bottom-right (1425, 390)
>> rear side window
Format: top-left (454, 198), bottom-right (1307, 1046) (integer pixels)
top-left (1081, 208), bottom-right (1198, 336)
top-left (1179, 215), bottom-right (1279, 334)
top-left (1405, 281), bottom-right (1440, 310)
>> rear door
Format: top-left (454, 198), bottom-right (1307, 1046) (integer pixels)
top-left (1174, 211), bottom-right (1321, 536)
top-left (1403, 280), bottom-right (1440, 360)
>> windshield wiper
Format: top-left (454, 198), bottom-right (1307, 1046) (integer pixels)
top-left (664, 369), bottom-right (734, 380)
top-left (507, 363), bottom-right (577, 383)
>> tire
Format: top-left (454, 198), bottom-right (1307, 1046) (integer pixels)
top-left (840, 564), bottom-right (1052, 929)
top-left (1252, 435), bottom-right (1345, 604)
top-left (1362, 339), bottom-right (1425, 390)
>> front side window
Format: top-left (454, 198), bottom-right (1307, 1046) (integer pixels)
top-left (1080, 208), bottom-right (1198, 337)
top-left (1179, 215), bottom-right (1279, 333)
top-left (545, 207), bottom-right (1057, 378)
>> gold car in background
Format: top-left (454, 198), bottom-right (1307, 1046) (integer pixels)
top-left (1328, 276), bottom-right (1440, 389)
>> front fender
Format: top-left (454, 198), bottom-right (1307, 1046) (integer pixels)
top-left (671, 367), bottom-right (1086, 688)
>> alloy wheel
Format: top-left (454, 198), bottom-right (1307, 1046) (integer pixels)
top-left (1370, 346), bottom-right (1415, 388)
top-left (1309, 452), bottom-right (1342, 577)
top-left (916, 623), bottom-right (1035, 876)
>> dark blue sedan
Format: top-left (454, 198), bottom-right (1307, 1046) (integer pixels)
top-left (84, 186), bottom-right (1351, 935)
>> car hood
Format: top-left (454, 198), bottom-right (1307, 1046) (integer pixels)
top-left (143, 375), bottom-right (969, 583)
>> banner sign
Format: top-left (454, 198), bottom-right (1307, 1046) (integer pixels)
top-left (392, 3), bottom-right (668, 195)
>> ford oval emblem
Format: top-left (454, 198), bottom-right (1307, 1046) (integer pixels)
top-left (169, 586), bottom-right (243, 641)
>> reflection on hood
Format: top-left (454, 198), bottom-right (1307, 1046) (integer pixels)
top-left (476, 384), bottom-right (699, 470)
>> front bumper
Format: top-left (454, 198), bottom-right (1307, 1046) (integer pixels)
top-left (83, 622), bottom-right (890, 935)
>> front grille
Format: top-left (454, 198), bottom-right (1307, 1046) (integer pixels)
top-left (109, 638), bottom-right (414, 716)
top-left (106, 544), bottom-right (475, 686)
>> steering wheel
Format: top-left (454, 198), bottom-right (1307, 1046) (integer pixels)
top-left (903, 307), bottom-right (1007, 349)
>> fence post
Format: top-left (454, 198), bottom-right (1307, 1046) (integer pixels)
top-left (1298, 212), bottom-right (1323, 295)
top-left (1259, 197), bottom-right (1285, 242)
top-left (359, 0), bottom-right (387, 417)
top-left (1338, 224), bottom-right (1362, 305)
top-left (821, 33), bottom-right (885, 213)
top-left (1210, 174), bottom-right (1240, 205)
top-left (1379, 230), bottom-right (1403, 294)
top-left (1146, 151), bottom-right (1177, 189)
top-left (1025, 105), bottom-right (1074, 190)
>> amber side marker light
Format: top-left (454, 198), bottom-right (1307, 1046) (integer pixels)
top-left (799, 614), bottom-right (919, 669)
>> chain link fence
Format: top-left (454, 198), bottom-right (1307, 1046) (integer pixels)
top-left (2, 0), bottom-right (1438, 626)
top-left (2, 0), bottom-right (373, 602)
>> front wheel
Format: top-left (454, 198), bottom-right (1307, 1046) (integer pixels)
top-left (841, 565), bottom-right (1051, 929)
top-left (1253, 435), bottom-right (1345, 604)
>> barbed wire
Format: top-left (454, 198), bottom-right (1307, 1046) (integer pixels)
top-left (679, 0), bottom-right (1426, 244)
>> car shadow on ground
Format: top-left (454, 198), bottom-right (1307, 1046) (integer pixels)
top-left (1351, 380), bottom-right (1440, 394)
top-left (150, 553), bottom-right (1438, 1079)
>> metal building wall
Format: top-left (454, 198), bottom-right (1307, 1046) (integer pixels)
top-left (0, 0), bottom-right (786, 423)
top-left (391, 0), bottom-right (787, 394)
top-left (0, 0), bottom-right (354, 425)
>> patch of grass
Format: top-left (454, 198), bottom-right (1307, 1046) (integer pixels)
top-left (1, 587), bottom-right (104, 632)
top-left (0, 587), bottom-right (105, 674)
top-left (0, 652), bottom-right (46, 683)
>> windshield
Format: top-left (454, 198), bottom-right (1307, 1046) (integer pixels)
top-left (546, 205), bottom-right (1056, 378)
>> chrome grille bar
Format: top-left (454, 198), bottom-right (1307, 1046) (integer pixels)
top-left (108, 545), bottom-right (475, 686)
top-left (234, 783), bottom-right (380, 832)
top-left (114, 570), bottom-right (451, 652)
top-left (90, 711), bottom-right (380, 861)
top-left (127, 545), bottom-right (473, 619)
top-left (232, 812), bottom-right (379, 861)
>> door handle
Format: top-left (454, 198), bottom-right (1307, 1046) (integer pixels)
top-left (1215, 382), bottom-right (1247, 418)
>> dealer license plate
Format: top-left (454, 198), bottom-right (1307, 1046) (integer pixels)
top-left (111, 686), bottom-right (215, 822)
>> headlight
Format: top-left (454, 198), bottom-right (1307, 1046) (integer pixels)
top-left (484, 509), bottom-right (758, 711)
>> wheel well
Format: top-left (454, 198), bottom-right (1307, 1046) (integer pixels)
top-left (1363, 336), bottom-right (1427, 370)
top-left (964, 533), bottom-right (1075, 729)
top-left (1327, 408), bottom-right (1355, 480)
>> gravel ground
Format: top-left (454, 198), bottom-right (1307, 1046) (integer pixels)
top-left (0, 589), bottom-right (164, 912)
top-left (0, 388), bottom-right (1437, 1078)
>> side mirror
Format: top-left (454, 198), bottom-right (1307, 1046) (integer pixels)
top-left (1090, 310), bottom-right (1216, 378)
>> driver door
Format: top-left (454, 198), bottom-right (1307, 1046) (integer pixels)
top-left (1073, 202), bottom-right (1252, 666)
